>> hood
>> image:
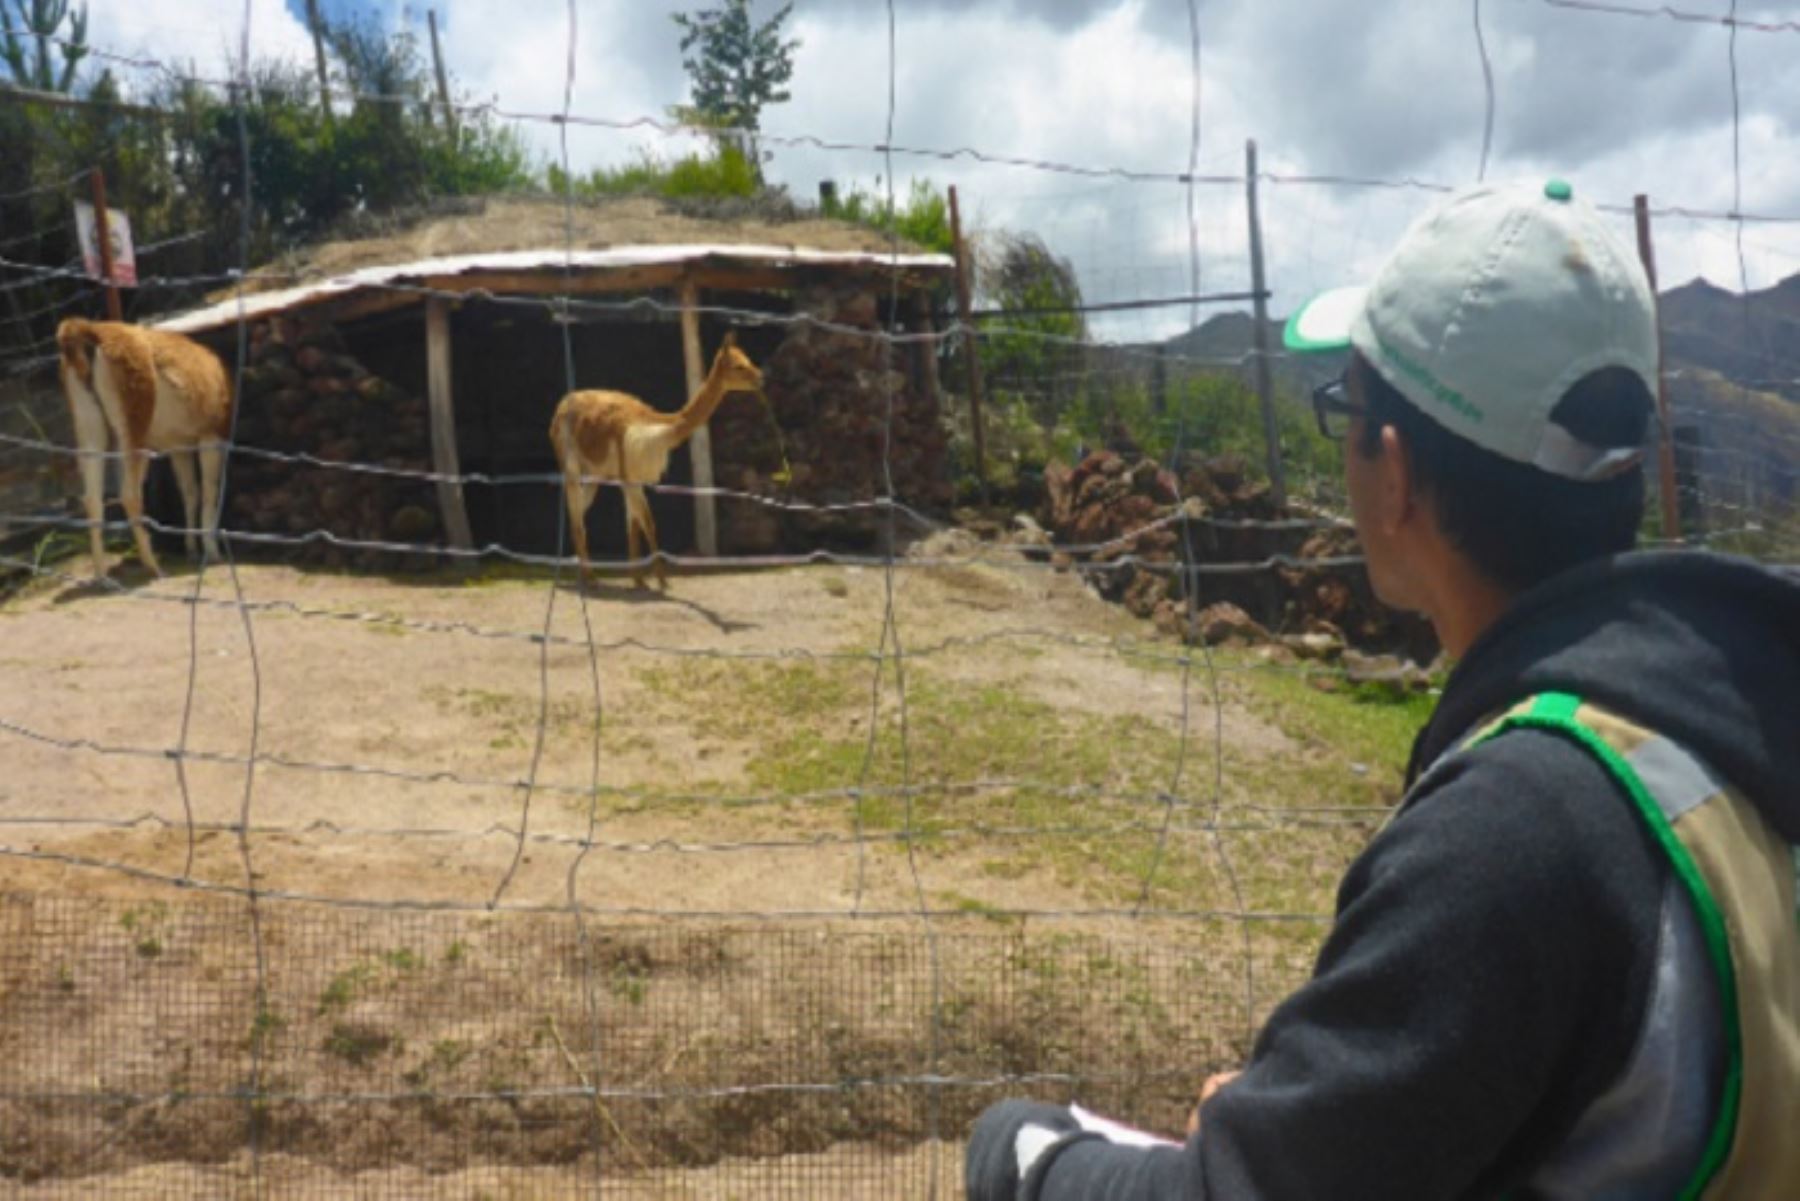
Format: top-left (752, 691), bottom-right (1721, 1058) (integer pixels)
top-left (1410, 550), bottom-right (1800, 842)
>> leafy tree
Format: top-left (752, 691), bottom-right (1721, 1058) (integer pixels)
top-left (0, 17), bottom-right (531, 358)
top-left (670, 0), bottom-right (799, 173)
top-left (980, 231), bottom-right (1087, 430)
top-left (0, 0), bottom-right (87, 92)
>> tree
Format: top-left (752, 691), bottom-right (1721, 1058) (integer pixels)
top-left (670, 0), bottom-right (799, 173)
top-left (980, 232), bottom-right (1089, 430)
top-left (0, 0), bottom-right (87, 92)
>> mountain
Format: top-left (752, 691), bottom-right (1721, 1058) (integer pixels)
top-left (1122, 273), bottom-right (1800, 546)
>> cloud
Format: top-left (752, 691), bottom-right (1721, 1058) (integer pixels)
top-left (80, 0), bottom-right (1800, 333)
top-left (93, 0), bottom-right (320, 79)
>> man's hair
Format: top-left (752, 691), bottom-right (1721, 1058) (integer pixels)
top-left (1352, 355), bottom-right (1654, 593)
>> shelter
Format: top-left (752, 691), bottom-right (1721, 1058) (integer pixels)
top-left (155, 197), bottom-right (956, 564)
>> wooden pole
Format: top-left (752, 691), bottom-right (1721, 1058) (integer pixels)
top-left (1633, 194), bottom-right (1683, 542)
top-left (1244, 139), bottom-right (1287, 510)
top-left (948, 185), bottom-right (989, 506)
top-left (90, 168), bottom-right (122, 322)
top-left (424, 298), bottom-right (475, 552)
top-left (1151, 344), bottom-right (1168, 416)
top-left (678, 276), bottom-right (719, 557)
top-left (304, 0), bottom-right (332, 123)
top-left (909, 290), bottom-right (941, 404)
top-left (428, 10), bottom-right (458, 148)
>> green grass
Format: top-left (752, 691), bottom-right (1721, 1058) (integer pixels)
top-left (627, 640), bottom-right (1441, 917)
top-left (1224, 654), bottom-right (1435, 808)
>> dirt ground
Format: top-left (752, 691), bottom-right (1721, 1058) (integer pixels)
top-left (0, 548), bottom-right (1302, 914)
top-left (0, 547), bottom-right (1354, 1195)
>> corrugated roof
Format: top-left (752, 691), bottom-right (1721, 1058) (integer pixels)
top-left (156, 244), bottom-right (954, 335)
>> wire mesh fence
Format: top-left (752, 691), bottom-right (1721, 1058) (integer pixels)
top-left (0, 0), bottom-right (1796, 1195)
top-left (0, 894), bottom-right (1319, 1196)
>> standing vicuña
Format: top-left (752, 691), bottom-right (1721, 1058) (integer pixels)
top-left (57, 318), bottom-right (234, 578)
top-left (549, 331), bottom-right (764, 590)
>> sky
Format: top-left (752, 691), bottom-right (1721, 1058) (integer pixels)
top-left (81, 0), bottom-right (1800, 342)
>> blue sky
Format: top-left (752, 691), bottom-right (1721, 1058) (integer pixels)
top-left (81, 2), bottom-right (1800, 340)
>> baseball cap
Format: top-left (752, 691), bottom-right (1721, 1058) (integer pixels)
top-left (1284, 179), bottom-right (1658, 481)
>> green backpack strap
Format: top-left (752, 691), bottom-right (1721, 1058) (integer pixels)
top-left (1467, 691), bottom-right (1741, 1201)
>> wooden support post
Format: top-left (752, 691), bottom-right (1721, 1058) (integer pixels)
top-left (1244, 139), bottom-right (1287, 510)
top-left (909, 290), bottom-right (941, 403)
top-left (424, 298), bottom-right (474, 553)
top-left (90, 168), bottom-right (122, 322)
top-left (1633, 194), bottom-right (1683, 542)
top-left (678, 276), bottom-right (718, 557)
top-left (948, 185), bottom-right (989, 506)
top-left (428, 10), bottom-right (458, 148)
top-left (304, 0), bottom-right (332, 123)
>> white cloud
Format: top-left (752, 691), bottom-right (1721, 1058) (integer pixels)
top-left (76, 0), bottom-right (1800, 335)
top-left (91, 0), bottom-right (319, 81)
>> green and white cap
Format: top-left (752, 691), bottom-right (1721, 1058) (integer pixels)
top-left (1285, 179), bottom-right (1658, 481)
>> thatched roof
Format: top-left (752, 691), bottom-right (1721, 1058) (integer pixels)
top-left (269, 195), bottom-right (934, 279)
top-left (158, 195), bottom-right (952, 335)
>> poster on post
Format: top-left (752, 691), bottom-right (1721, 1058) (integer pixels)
top-left (73, 202), bottom-right (137, 286)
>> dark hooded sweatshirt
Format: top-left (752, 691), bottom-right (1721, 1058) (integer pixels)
top-left (968, 551), bottom-right (1800, 1200)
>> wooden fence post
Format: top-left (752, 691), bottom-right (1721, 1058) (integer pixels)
top-left (948, 185), bottom-right (989, 505)
top-left (1244, 139), bottom-right (1286, 510)
top-left (428, 10), bottom-right (458, 148)
top-left (90, 167), bottom-right (122, 322)
top-left (1633, 194), bottom-right (1683, 542)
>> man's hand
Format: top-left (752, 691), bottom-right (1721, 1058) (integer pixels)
top-left (1184, 1070), bottom-right (1242, 1136)
top-left (966, 1100), bottom-right (1088, 1200)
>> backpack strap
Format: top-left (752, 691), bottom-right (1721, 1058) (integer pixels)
top-left (1467, 691), bottom-right (1741, 1201)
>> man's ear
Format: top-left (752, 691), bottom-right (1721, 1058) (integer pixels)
top-left (1377, 423), bottom-right (1419, 536)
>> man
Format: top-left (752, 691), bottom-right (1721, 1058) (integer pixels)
top-left (966, 179), bottom-right (1800, 1199)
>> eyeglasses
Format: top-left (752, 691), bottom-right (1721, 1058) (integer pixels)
top-left (1312, 375), bottom-right (1365, 441)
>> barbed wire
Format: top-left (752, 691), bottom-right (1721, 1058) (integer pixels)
top-left (1538, 0), bottom-right (1800, 33)
top-left (0, 804), bottom-right (1380, 850)
top-left (15, 30), bottom-right (1800, 224)
top-left (0, 841), bottom-right (1335, 924)
top-left (1, 510), bottom-right (1372, 581)
top-left (0, 165), bottom-right (93, 202)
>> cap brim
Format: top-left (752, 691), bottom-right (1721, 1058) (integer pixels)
top-left (1283, 285), bottom-right (1367, 353)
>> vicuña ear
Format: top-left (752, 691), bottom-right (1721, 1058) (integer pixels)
top-left (719, 330), bottom-right (738, 352)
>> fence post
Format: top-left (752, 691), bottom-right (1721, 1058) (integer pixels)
top-left (1244, 139), bottom-right (1286, 509)
top-left (948, 185), bottom-right (989, 506)
top-left (428, 10), bottom-right (459, 148)
top-left (304, 0), bottom-right (332, 123)
top-left (679, 275), bottom-right (719, 558)
top-left (1632, 195), bottom-right (1683, 542)
top-left (90, 168), bottom-right (122, 322)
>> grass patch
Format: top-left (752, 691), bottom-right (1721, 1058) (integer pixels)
top-left (1211, 651), bottom-right (1437, 813)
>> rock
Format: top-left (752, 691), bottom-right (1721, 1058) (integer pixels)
top-left (1152, 598), bottom-right (1184, 637)
top-left (1343, 649), bottom-right (1436, 696)
top-left (909, 527), bottom-right (980, 559)
top-left (1122, 570), bottom-right (1169, 619)
top-left (1282, 630), bottom-right (1345, 661)
top-left (1007, 513), bottom-right (1052, 548)
top-left (1196, 601), bottom-right (1268, 647)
